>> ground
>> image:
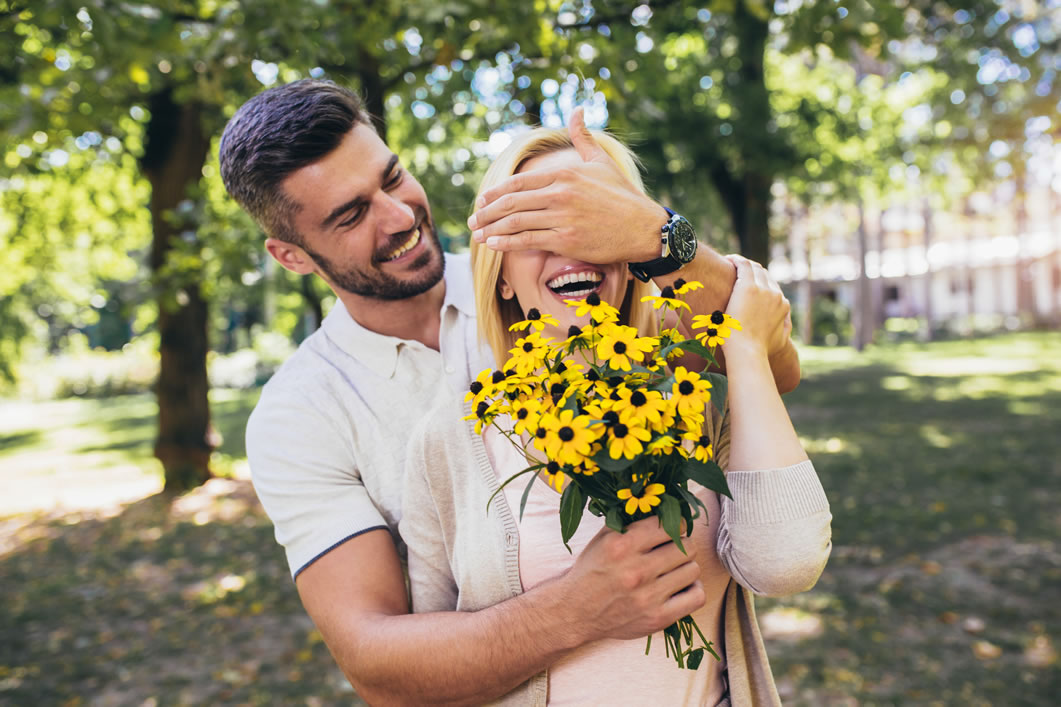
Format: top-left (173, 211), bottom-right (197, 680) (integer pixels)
top-left (1, 333), bottom-right (1058, 705)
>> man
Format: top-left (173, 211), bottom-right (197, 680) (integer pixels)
top-left (220, 79), bottom-right (798, 704)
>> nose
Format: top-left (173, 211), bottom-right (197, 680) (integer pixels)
top-left (374, 189), bottom-right (416, 235)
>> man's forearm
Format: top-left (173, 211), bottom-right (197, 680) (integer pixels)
top-left (343, 576), bottom-right (580, 705)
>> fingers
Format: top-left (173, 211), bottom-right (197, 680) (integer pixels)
top-left (484, 230), bottom-right (556, 252)
top-left (473, 170), bottom-right (559, 216)
top-left (661, 579), bottom-right (707, 620)
top-left (469, 191), bottom-right (553, 242)
top-left (568, 106), bottom-right (605, 163)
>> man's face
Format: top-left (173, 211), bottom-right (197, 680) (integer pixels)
top-left (281, 123), bottom-right (444, 300)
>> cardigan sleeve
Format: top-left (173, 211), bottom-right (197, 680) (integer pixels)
top-left (399, 417), bottom-right (460, 614)
top-left (710, 406), bottom-right (833, 597)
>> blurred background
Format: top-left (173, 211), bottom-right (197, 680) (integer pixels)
top-left (1, 0), bottom-right (1058, 704)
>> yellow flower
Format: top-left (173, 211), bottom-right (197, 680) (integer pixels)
top-left (596, 324), bottom-right (654, 371)
top-left (541, 461), bottom-right (568, 492)
top-left (606, 420), bottom-right (652, 459)
top-left (683, 431), bottom-right (714, 462)
top-left (671, 366), bottom-right (712, 418)
top-left (509, 398), bottom-right (543, 436)
top-left (508, 307), bottom-right (560, 333)
top-left (692, 310), bottom-right (742, 347)
top-left (464, 399), bottom-right (501, 434)
top-left (646, 435), bottom-right (678, 456)
top-left (508, 332), bottom-right (552, 376)
top-left (464, 368), bottom-right (496, 406)
top-left (541, 409), bottom-right (597, 466)
top-left (641, 284), bottom-right (690, 312)
top-left (565, 292), bottom-right (619, 324)
top-left (672, 278), bottom-right (704, 295)
top-left (617, 483), bottom-right (666, 515)
top-left (615, 386), bottom-right (669, 428)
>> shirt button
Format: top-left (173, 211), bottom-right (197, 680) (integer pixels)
top-left (505, 532), bottom-right (517, 548)
top-left (445, 365), bottom-right (455, 374)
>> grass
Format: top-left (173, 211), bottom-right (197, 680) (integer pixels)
top-left (1, 332), bottom-right (1058, 705)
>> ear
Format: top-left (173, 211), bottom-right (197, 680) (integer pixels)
top-left (498, 276), bottom-right (515, 301)
top-left (266, 237), bottom-right (316, 276)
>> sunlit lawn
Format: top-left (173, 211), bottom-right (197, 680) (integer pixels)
top-left (1, 332), bottom-right (1058, 704)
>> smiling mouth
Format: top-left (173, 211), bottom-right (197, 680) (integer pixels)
top-left (546, 271), bottom-right (603, 299)
top-left (381, 227), bottom-right (422, 262)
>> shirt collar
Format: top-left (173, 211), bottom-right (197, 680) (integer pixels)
top-left (320, 251), bottom-right (475, 379)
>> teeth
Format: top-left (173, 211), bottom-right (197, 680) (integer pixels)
top-left (383, 228), bottom-right (420, 261)
top-left (546, 271), bottom-right (602, 290)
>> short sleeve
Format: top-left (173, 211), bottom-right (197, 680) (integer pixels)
top-left (246, 386), bottom-right (388, 580)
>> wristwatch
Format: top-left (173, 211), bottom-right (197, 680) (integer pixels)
top-left (628, 207), bottom-right (698, 282)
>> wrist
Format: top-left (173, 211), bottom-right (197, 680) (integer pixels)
top-left (720, 334), bottom-right (770, 363)
top-left (523, 572), bottom-right (590, 652)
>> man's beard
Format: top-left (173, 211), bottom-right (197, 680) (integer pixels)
top-left (305, 207), bottom-right (445, 301)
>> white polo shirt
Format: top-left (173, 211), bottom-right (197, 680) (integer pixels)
top-left (246, 252), bottom-right (492, 579)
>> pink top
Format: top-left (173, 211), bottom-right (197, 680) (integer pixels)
top-left (485, 425), bottom-right (730, 705)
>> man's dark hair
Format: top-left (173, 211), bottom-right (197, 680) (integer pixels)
top-left (219, 79), bottom-right (372, 245)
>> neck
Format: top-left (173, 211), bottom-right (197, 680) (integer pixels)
top-left (335, 277), bottom-right (446, 351)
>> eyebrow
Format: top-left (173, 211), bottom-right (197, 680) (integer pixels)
top-left (319, 154), bottom-right (401, 230)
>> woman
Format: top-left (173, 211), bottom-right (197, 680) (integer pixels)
top-left (400, 127), bottom-right (831, 705)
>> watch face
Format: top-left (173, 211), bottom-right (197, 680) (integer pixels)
top-left (669, 216), bottom-right (697, 263)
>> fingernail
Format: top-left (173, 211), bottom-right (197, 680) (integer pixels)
top-left (476, 195), bottom-right (486, 209)
top-left (472, 229), bottom-right (484, 242)
top-left (486, 236), bottom-right (501, 249)
top-left (467, 214), bottom-right (477, 229)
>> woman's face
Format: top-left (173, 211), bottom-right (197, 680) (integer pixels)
top-left (497, 148), bottom-right (632, 336)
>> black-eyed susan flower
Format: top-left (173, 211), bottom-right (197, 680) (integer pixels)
top-left (508, 332), bottom-right (552, 376)
top-left (671, 367), bottom-right (713, 417)
top-left (615, 386), bottom-right (669, 428)
top-left (692, 310), bottom-right (741, 346)
top-left (646, 435), bottom-right (678, 456)
top-left (510, 398), bottom-right (543, 436)
top-left (696, 326), bottom-right (728, 348)
top-left (509, 307), bottom-right (560, 333)
top-left (465, 399), bottom-right (501, 434)
top-left (672, 279), bottom-right (704, 295)
top-left (683, 431), bottom-right (714, 462)
top-left (596, 324), bottom-right (654, 371)
top-left (606, 420), bottom-right (652, 459)
top-left (641, 285), bottom-right (691, 312)
top-left (617, 482), bottom-right (666, 515)
top-left (465, 368), bottom-right (496, 406)
top-left (541, 461), bottom-right (567, 492)
top-left (540, 409), bottom-right (596, 466)
top-left (566, 292), bottom-right (619, 324)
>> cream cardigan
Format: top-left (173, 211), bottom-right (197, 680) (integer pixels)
top-left (400, 392), bottom-right (832, 706)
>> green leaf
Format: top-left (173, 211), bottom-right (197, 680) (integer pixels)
top-left (650, 374), bottom-right (675, 393)
top-left (591, 447), bottom-right (636, 472)
top-left (687, 647), bottom-right (705, 670)
top-left (657, 494), bottom-right (686, 554)
top-left (605, 507), bottom-right (624, 533)
top-left (684, 458), bottom-right (732, 498)
top-left (558, 482), bottom-right (586, 550)
top-left (487, 464), bottom-right (542, 514)
top-left (519, 471), bottom-right (540, 521)
top-left (661, 339), bottom-right (718, 369)
top-left (703, 372), bottom-right (728, 416)
top-left (677, 485), bottom-right (707, 522)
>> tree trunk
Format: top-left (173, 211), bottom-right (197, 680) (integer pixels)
top-left (301, 276), bottom-right (324, 333)
top-left (921, 198), bottom-right (934, 341)
top-left (853, 199), bottom-right (871, 350)
top-left (709, 1), bottom-right (773, 265)
top-left (358, 49), bottom-right (387, 142)
top-left (142, 89), bottom-right (213, 493)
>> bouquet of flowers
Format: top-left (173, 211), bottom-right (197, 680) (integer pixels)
top-left (466, 279), bottom-right (742, 669)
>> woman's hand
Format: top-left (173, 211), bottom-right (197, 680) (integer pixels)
top-left (721, 254), bottom-right (792, 360)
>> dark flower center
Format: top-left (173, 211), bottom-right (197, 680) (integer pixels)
top-left (609, 391), bottom-right (622, 401)
top-left (523, 342), bottom-right (534, 352)
top-left (587, 293), bottom-right (601, 306)
top-left (546, 461), bottom-right (560, 473)
top-left (536, 427), bottom-right (547, 439)
top-left (550, 382), bottom-right (567, 398)
top-left (505, 369), bottom-right (516, 378)
top-left (612, 423), bottom-right (629, 438)
top-left (516, 408), bottom-right (529, 420)
top-left (491, 370), bottom-right (506, 384)
top-left (707, 327), bottom-right (718, 336)
top-left (630, 391), bottom-right (647, 406)
top-left (602, 410), bottom-right (619, 426)
top-left (469, 381), bottom-right (483, 395)
top-left (587, 369), bottom-right (600, 381)
top-left (476, 401), bottom-right (489, 418)
top-left (558, 426), bottom-right (575, 442)
top-left (613, 341), bottom-right (627, 354)
top-left (555, 363), bottom-right (567, 374)
top-left (528, 308), bottom-right (541, 320)
top-left (679, 381), bottom-right (695, 395)
top-left (567, 325), bottom-right (582, 338)
top-left (674, 278), bottom-right (686, 288)
top-left (699, 435), bottom-right (710, 447)
top-left (608, 376), bottom-right (623, 387)
top-left (661, 286), bottom-right (675, 299)
top-left (710, 311), bottom-right (725, 325)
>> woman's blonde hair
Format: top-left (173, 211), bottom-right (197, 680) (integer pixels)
top-left (471, 127), bottom-right (657, 367)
